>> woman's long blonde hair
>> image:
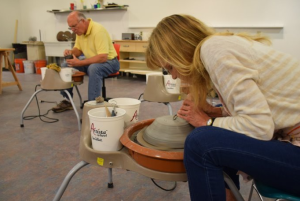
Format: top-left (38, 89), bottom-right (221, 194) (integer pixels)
top-left (146, 14), bottom-right (271, 109)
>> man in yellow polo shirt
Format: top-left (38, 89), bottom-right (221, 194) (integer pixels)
top-left (52, 11), bottom-right (119, 112)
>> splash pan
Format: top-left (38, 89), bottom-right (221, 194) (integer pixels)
top-left (120, 119), bottom-right (189, 173)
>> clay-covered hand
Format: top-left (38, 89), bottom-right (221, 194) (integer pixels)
top-left (64, 49), bottom-right (72, 57)
top-left (66, 55), bottom-right (80, 67)
top-left (177, 96), bottom-right (210, 127)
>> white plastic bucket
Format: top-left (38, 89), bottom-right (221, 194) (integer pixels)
top-left (23, 60), bottom-right (34, 74)
top-left (41, 67), bottom-right (47, 80)
top-left (163, 75), bottom-right (181, 94)
top-left (88, 107), bottom-right (126, 151)
top-left (108, 98), bottom-right (141, 127)
top-left (59, 68), bottom-right (73, 82)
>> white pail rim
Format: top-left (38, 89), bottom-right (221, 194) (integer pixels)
top-left (88, 107), bottom-right (126, 120)
top-left (108, 98), bottom-right (141, 107)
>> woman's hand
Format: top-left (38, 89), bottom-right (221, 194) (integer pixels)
top-left (177, 96), bottom-right (210, 127)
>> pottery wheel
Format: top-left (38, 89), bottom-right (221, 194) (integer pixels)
top-left (141, 115), bottom-right (194, 149)
top-left (136, 127), bottom-right (182, 151)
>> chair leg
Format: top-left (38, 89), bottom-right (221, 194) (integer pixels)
top-left (102, 79), bottom-right (106, 99)
top-left (248, 180), bottom-right (255, 201)
top-left (53, 161), bottom-right (89, 201)
top-left (64, 90), bottom-right (81, 131)
top-left (223, 172), bottom-right (245, 201)
top-left (252, 183), bottom-right (264, 201)
top-left (20, 89), bottom-right (44, 127)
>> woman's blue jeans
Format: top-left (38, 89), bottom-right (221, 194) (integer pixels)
top-left (184, 126), bottom-right (300, 201)
top-left (60, 57), bottom-right (120, 101)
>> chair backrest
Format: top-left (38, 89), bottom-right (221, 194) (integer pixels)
top-left (113, 43), bottom-right (120, 60)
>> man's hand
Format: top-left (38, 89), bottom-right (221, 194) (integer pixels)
top-left (64, 49), bottom-right (72, 57)
top-left (66, 54), bottom-right (81, 67)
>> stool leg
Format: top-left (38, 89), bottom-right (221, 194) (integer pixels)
top-left (74, 85), bottom-right (82, 106)
top-left (252, 183), bottom-right (264, 201)
top-left (64, 90), bottom-right (81, 130)
top-left (102, 79), bottom-right (106, 99)
top-left (20, 89), bottom-right (44, 127)
top-left (248, 181), bottom-right (255, 201)
top-left (53, 161), bottom-right (89, 201)
top-left (223, 172), bottom-right (245, 201)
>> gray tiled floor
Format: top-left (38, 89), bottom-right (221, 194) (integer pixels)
top-left (0, 71), bottom-right (270, 201)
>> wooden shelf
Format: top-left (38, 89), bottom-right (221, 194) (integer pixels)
top-left (114, 40), bottom-right (160, 75)
top-left (119, 60), bottom-right (145, 64)
top-left (47, 7), bottom-right (127, 13)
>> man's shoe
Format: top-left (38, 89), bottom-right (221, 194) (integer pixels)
top-left (52, 100), bottom-right (73, 113)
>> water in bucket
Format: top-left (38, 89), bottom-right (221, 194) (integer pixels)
top-left (108, 98), bottom-right (141, 127)
top-left (88, 107), bottom-right (126, 151)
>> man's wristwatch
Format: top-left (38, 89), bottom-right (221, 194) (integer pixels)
top-left (206, 118), bottom-right (215, 126)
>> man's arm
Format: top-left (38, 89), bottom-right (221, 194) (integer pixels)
top-left (64, 47), bottom-right (82, 57)
top-left (66, 53), bottom-right (108, 67)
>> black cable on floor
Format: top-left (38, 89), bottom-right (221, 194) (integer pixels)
top-left (151, 179), bottom-right (177, 191)
top-left (22, 84), bottom-right (59, 123)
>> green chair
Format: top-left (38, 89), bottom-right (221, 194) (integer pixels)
top-left (248, 180), bottom-right (300, 201)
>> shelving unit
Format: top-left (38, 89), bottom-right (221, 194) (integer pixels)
top-left (113, 40), bottom-right (160, 75)
top-left (47, 7), bottom-right (127, 14)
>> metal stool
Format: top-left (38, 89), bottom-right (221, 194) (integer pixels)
top-left (248, 180), bottom-right (300, 201)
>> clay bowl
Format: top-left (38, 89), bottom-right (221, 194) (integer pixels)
top-left (142, 115), bottom-right (194, 149)
top-left (72, 71), bottom-right (85, 82)
top-left (120, 118), bottom-right (194, 173)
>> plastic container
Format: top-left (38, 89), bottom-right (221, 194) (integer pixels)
top-left (14, 58), bottom-right (26, 73)
top-left (23, 60), bottom-right (35, 74)
top-left (59, 68), bottom-right (73, 82)
top-left (34, 60), bottom-right (47, 74)
top-left (108, 98), bottom-right (141, 127)
top-left (40, 67), bottom-right (47, 80)
top-left (163, 75), bottom-right (181, 94)
top-left (88, 107), bottom-right (126, 151)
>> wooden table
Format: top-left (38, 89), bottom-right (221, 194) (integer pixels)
top-left (0, 48), bottom-right (22, 94)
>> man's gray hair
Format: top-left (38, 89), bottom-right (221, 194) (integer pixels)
top-left (77, 12), bottom-right (86, 20)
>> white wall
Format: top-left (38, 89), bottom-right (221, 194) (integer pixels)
top-left (1, 0), bottom-right (300, 59)
top-left (0, 0), bottom-right (20, 63)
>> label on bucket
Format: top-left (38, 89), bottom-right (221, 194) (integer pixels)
top-left (108, 98), bottom-right (141, 128)
top-left (130, 110), bottom-right (138, 123)
top-left (88, 107), bottom-right (126, 152)
top-left (91, 123), bottom-right (108, 142)
top-left (15, 64), bottom-right (20, 71)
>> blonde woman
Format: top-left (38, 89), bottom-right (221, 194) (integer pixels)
top-left (146, 14), bottom-right (300, 201)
